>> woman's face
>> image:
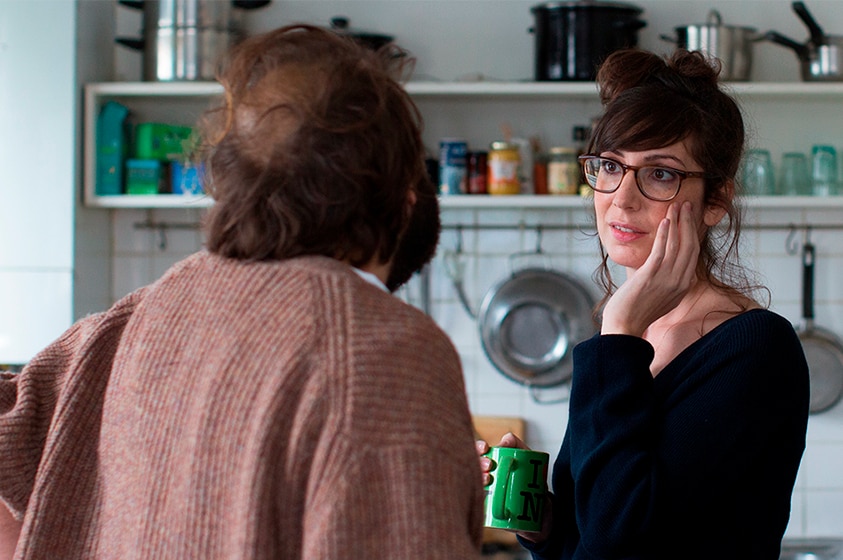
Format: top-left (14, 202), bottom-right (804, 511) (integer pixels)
top-left (593, 139), bottom-right (725, 271)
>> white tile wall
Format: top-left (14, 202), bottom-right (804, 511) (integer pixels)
top-left (110, 202), bottom-right (843, 538)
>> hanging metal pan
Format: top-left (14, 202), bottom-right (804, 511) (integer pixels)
top-left (798, 241), bottom-right (843, 413)
top-left (478, 265), bottom-right (596, 388)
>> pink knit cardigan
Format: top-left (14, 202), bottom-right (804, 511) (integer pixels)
top-left (0, 253), bottom-right (484, 559)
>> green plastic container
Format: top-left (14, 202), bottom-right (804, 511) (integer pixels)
top-left (134, 123), bottom-right (193, 161)
top-left (96, 101), bottom-right (130, 195)
top-left (126, 159), bottom-right (163, 195)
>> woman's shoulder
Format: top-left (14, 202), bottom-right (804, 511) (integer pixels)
top-left (700, 308), bottom-right (807, 373)
top-left (711, 308), bottom-right (797, 339)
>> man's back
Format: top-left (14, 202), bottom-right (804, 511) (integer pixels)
top-left (3, 253), bottom-right (483, 559)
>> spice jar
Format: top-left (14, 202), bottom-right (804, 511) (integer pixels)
top-left (467, 151), bottom-right (488, 194)
top-left (547, 146), bottom-right (579, 195)
top-left (488, 141), bottom-right (521, 195)
top-left (533, 152), bottom-right (548, 195)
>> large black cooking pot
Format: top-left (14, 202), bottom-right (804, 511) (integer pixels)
top-left (530, 0), bottom-right (646, 81)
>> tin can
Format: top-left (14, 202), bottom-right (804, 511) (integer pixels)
top-left (547, 146), bottom-right (579, 195)
top-left (487, 141), bottom-right (521, 195)
top-left (467, 151), bottom-right (488, 194)
top-left (438, 138), bottom-right (468, 195)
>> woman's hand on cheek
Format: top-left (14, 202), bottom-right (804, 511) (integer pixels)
top-left (601, 201), bottom-right (700, 337)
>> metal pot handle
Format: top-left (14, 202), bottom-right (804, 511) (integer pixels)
top-left (793, 1), bottom-right (827, 46)
top-left (707, 9), bottom-right (723, 26)
top-left (507, 226), bottom-right (552, 276)
top-left (763, 30), bottom-right (810, 61)
top-left (802, 240), bottom-right (816, 324)
top-left (115, 37), bottom-right (145, 51)
top-left (613, 19), bottom-right (647, 33)
top-left (442, 230), bottom-right (478, 319)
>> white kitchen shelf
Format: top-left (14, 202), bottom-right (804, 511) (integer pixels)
top-left (85, 79), bottom-right (843, 99)
top-left (86, 194), bottom-right (214, 209)
top-left (82, 193), bottom-right (843, 211)
top-left (83, 80), bottom-right (843, 209)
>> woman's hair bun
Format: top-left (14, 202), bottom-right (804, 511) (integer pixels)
top-left (596, 48), bottom-right (721, 106)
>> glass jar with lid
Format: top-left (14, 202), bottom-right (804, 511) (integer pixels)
top-left (487, 141), bottom-right (521, 195)
top-left (547, 146), bottom-right (579, 195)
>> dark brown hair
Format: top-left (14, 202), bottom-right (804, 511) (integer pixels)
top-left (198, 24), bottom-right (430, 267)
top-left (587, 48), bottom-right (765, 310)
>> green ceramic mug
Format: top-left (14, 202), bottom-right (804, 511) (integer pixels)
top-left (483, 446), bottom-right (549, 533)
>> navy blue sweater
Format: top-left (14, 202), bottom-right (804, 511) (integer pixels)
top-left (522, 309), bottom-right (809, 559)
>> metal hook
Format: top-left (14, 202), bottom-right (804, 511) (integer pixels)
top-left (528, 382), bottom-right (571, 405)
top-left (785, 224), bottom-right (800, 255)
top-left (157, 226), bottom-right (168, 251)
top-left (443, 224), bottom-right (476, 319)
top-left (535, 225), bottom-right (544, 254)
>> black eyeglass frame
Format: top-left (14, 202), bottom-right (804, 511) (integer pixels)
top-left (578, 154), bottom-right (713, 202)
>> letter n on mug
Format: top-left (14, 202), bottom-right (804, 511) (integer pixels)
top-left (483, 447), bottom-right (549, 533)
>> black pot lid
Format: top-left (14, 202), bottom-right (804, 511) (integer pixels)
top-left (531, 1), bottom-right (643, 14)
top-left (329, 16), bottom-right (394, 43)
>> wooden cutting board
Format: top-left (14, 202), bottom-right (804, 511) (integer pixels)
top-left (472, 415), bottom-right (526, 447)
top-left (471, 415), bottom-right (527, 546)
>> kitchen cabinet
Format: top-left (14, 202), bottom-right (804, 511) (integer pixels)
top-left (83, 80), bottom-right (843, 210)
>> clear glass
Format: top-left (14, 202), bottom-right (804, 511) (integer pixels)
top-left (740, 149), bottom-right (776, 196)
top-left (779, 152), bottom-right (811, 196)
top-left (811, 145), bottom-right (838, 196)
top-left (578, 155), bottom-right (707, 202)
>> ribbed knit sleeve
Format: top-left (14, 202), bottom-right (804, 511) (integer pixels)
top-left (0, 289), bottom-right (142, 521)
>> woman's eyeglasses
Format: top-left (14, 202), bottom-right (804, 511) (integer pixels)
top-left (578, 155), bottom-right (712, 202)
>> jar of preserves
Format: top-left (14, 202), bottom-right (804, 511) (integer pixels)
top-left (547, 146), bottom-right (579, 195)
top-left (487, 141), bottom-right (521, 195)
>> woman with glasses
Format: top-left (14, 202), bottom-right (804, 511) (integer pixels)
top-left (479, 49), bottom-right (809, 559)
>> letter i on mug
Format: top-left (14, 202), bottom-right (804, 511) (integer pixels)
top-left (483, 447), bottom-right (549, 533)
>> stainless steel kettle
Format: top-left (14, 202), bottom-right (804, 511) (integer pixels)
top-left (115, 0), bottom-right (270, 82)
top-left (764, 1), bottom-right (843, 82)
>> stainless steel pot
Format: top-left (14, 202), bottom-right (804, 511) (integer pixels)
top-left (115, 0), bottom-right (270, 82)
top-left (766, 31), bottom-right (843, 82)
top-left (662, 10), bottom-right (758, 81)
top-left (764, 1), bottom-right (843, 82)
top-left (119, 0), bottom-right (236, 29)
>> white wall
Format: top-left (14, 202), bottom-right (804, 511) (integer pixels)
top-left (0, 1), bottom-right (76, 363)
top-left (93, 0), bottom-right (843, 540)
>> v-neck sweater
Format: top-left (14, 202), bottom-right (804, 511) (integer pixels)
top-left (524, 309), bottom-right (809, 559)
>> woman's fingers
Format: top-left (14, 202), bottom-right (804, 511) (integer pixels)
top-left (498, 432), bottom-right (530, 450)
top-left (651, 201), bottom-right (698, 282)
top-left (475, 439), bottom-right (490, 455)
top-left (478, 434), bottom-right (530, 485)
top-left (673, 201), bottom-right (700, 283)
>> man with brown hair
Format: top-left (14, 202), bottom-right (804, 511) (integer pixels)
top-left (0, 25), bottom-right (483, 559)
